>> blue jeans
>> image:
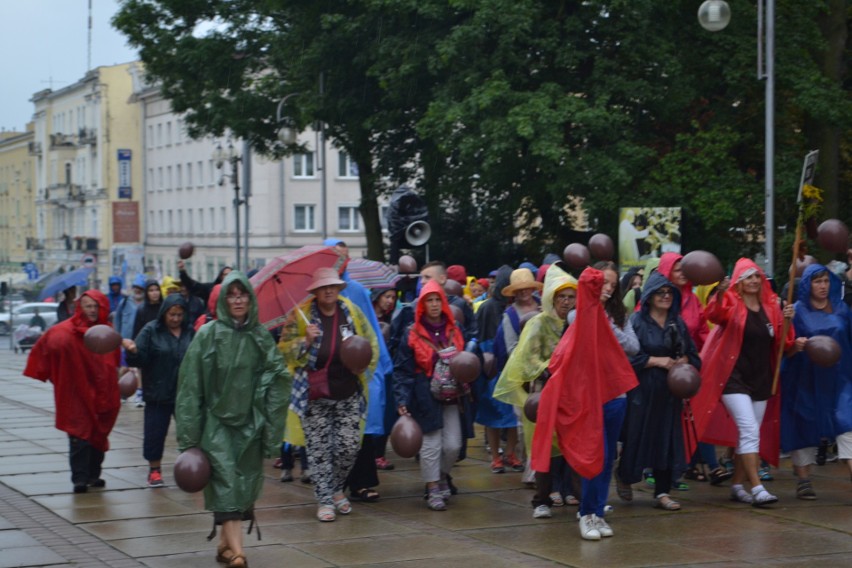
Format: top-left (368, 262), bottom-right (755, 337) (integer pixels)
top-left (580, 397), bottom-right (627, 517)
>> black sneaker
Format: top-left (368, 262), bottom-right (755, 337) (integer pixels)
top-left (88, 479), bottom-right (106, 488)
top-left (73, 484), bottom-right (88, 493)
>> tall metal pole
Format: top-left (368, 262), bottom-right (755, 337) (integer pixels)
top-left (764, 0), bottom-right (775, 278)
top-left (232, 158), bottom-right (241, 271)
top-left (242, 141), bottom-right (251, 271)
top-left (319, 73), bottom-right (328, 239)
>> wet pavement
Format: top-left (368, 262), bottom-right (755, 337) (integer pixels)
top-left (0, 344), bottom-right (851, 567)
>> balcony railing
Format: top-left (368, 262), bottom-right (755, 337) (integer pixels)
top-left (27, 141), bottom-right (42, 156)
top-left (49, 133), bottom-right (75, 148)
top-left (77, 128), bottom-right (97, 146)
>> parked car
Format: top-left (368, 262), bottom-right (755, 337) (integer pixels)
top-left (0, 302), bottom-right (59, 335)
top-left (0, 293), bottom-right (27, 313)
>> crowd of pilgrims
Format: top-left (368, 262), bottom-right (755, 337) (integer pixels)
top-left (23, 242), bottom-right (852, 566)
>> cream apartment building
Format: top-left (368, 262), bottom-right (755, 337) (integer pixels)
top-left (0, 127), bottom-right (36, 286)
top-left (30, 62), bottom-right (143, 288)
top-left (131, 68), bottom-right (380, 283)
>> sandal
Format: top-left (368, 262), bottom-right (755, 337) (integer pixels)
top-left (317, 505), bottom-right (336, 522)
top-left (654, 493), bottom-right (681, 511)
top-left (683, 467), bottom-right (707, 482)
top-left (351, 488), bottom-right (380, 502)
top-left (216, 543), bottom-right (234, 563)
top-left (615, 471), bottom-right (633, 502)
top-left (227, 553), bottom-right (247, 568)
top-left (708, 466), bottom-right (733, 486)
top-left (564, 494), bottom-right (580, 506)
top-left (548, 492), bottom-right (565, 507)
top-left (332, 495), bottom-right (352, 515)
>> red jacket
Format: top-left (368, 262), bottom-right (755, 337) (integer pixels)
top-left (689, 258), bottom-right (795, 465)
top-left (24, 290), bottom-right (120, 451)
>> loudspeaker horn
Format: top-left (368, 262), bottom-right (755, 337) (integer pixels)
top-left (405, 221), bottom-right (431, 246)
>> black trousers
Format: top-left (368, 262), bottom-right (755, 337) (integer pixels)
top-left (69, 436), bottom-right (104, 485)
top-left (344, 436), bottom-right (379, 492)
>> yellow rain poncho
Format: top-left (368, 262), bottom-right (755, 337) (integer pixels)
top-left (494, 264), bottom-right (577, 452)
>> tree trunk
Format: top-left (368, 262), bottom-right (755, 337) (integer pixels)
top-left (353, 151), bottom-right (385, 261)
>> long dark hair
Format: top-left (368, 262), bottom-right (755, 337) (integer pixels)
top-left (593, 261), bottom-right (626, 329)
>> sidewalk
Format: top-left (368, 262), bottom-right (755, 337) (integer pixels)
top-left (1, 344), bottom-right (851, 567)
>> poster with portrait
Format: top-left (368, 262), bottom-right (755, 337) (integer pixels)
top-left (618, 207), bottom-right (682, 274)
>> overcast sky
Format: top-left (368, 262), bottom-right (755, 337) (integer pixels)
top-left (0, 0), bottom-right (139, 132)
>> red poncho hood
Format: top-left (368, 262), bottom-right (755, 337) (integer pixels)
top-left (658, 252), bottom-right (709, 349)
top-left (409, 280), bottom-right (464, 376)
top-left (23, 290), bottom-right (120, 451)
top-left (531, 268), bottom-right (637, 478)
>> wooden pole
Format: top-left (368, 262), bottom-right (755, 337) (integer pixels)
top-left (770, 222), bottom-right (801, 395)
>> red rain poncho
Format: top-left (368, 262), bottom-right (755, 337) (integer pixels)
top-left (531, 268), bottom-right (637, 479)
top-left (689, 258), bottom-right (795, 465)
top-left (24, 290), bottom-right (120, 452)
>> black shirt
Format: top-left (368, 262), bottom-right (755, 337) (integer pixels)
top-left (317, 307), bottom-right (359, 400)
top-left (724, 306), bottom-right (773, 401)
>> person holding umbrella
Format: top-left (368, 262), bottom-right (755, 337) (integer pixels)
top-left (279, 267), bottom-right (379, 522)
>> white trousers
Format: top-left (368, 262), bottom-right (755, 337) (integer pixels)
top-left (722, 393), bottom-right (767, 455)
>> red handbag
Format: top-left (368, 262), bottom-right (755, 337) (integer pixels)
top-left (307, 310), bottom-right (338, 400)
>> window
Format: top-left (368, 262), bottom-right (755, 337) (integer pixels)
top-left (166, 121), bottom-right (172, 146)
top-left (186, 162), bottom-right (193, 187)
top-left (177, 210), bottom-right (183, 234)
top-left (176, 164), bottom-right (182, 189)
top-left (157, 123), bottom-right (162, 147)
top-left (209, 207), bottom-right (215, 232)
top-left (380, 205), bottom-right (390, 231)
top-left (157, 167), bottom-right (164, 190)
top-left (294, 205), bottom-right (316, 231)
top-left (198, 208), bottom-right (204, 233)
top-left (197, 161), bottom-right (204, 187)
top-left (168, 211), bottom-right (173, 234)
top-left (293, 153), bottom-right (315, 178)
top-left (167, 166), bottom-right (172, 190)
top-left (208, 159), bottom-right (215, 185)
top-left (338, 206), bottom-right (361, 232)
top-left (337, 152), bottom-right (359, 178)
top-left (147, 125), bottom-right (154, 149)
top-left (149, 210), bottom-right (155, 233)
top-left (220, 207), bottom-right (227, 232)
top-left (187, 209), bottom-right (193, 234)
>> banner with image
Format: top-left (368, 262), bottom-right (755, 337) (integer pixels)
top-left (618, 207), bottom-right (682, 273)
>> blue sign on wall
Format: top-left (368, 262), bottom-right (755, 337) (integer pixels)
top-left (118, 149), bottom-right (132, 199)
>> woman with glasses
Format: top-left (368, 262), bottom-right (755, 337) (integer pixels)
top-left (278, 267), bottom-right (378, 522)
top-left (176, 272), bottom-right (291, 568)
top-left (617, 272), bottom-right (701, 511)
top-left (691, 258), bottom-right (804, 507)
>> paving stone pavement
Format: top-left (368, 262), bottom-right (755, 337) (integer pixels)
top-left (0, 343), bottom-right (851, 567)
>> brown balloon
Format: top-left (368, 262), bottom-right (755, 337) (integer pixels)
top-left (816, 219), bottom-right (850, 254)
top-left (563, 243), bottom-right (591, 270)
top-left (398, 255), bottom-right (418, 274)
top-left (680, 250), bottom-right (725, 286)
top-left (444, 279), bottom-right (463, 298)
top-left (83, 325), bottom-right (122, 354)
top-left (390, 414), bottom-right (423, 458)
top-left (340, 336), bottom-right (373, 374)
top-left (173, 447), bottom-right (211, 493)
top-left (805, 335), bottom-right (841, 367)
top-left (178, 241), bottom-right (195, 260)
top-left (523, 392), bottom-right (541, 423)
top-left (667, 363), bottom-right (701, 399)
top-left (482, 352), bottom-right (497, 379)
top-left (795, 255), bottom-right (817, 277)
top-left (118, 371), bottom-right (138, 399)
top-left (449, 304), bottom-right (465, 326)
top-left (449, 351), bottom-right (481, 384)
top-left (589, 233), bottom-right (615, 261)
top-left (379, 321), bottom-right (391, 343)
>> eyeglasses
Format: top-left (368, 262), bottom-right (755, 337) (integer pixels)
top-left (555, 294), bottom-right (576, 302)
top-left (654, 289), bottom-right (674, 298)
top-left (226, 293), bottom-right (250, 303)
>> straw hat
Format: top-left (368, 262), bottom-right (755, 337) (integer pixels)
top-left (306, 267), bottom-right (347, 293)
top-left (501, 268), bottom-right (543, 297)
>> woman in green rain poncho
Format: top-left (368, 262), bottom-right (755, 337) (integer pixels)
top-left (494, 264), bottom-right (577, 519)
top-left (176, 271), bottom-right (292, 568)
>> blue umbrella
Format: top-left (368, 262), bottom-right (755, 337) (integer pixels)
top-left (38, 267), bottom-right (93, 301)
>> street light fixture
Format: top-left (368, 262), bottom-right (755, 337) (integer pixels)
top-left (276, 93), bottom-right (301, 145)
top-left (699, 0), bottom-right (775, 277)
top-left (214, 141), bottom-right (243, 271)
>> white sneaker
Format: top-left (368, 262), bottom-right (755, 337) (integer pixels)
top-left (752, 487), bottom-right (778, 507)
top-left (594, 515), bottom-right (613, 537)
top-left (133, 389), bottom-right (144, 408)
top-left (533, 505), bottom-right (552, 519)
top-left (579, 514), bottom-right (601, 540)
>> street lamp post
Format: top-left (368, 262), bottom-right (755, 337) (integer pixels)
top-left (214, 142), bottom-right (243, 271)
top-left (699, 0), bottom-right (775, 277)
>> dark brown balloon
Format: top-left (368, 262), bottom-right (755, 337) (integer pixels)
top-left (118, 371), bottom-right (138, 399)
top-left (390, 414), bottom-right (423, 458)
top-left (563, 243), bottom-right (590, 270)
top-left (589, 233), bottom-right (615, 261)
top-left (83, 325), bottom-right (122, 354)
top-left (667, 363), bottom-right (701, 399)
top-left (379, 321), bottom-right (391, 343)
top-left (816, 219), bottom-right (850, 254)
top-left (398, 255), bottom-right (418, 274)
top-left (178, 241), bottom-right (195, 260)
top-left (680, 250), bottom-right (725, 286)
top-left (519, 309), bottom-right (539, 331)
top-left (523, 392), bottom-right (541, 423)
top-left (482, 352), bottom-right (497, 379)
top-left (173, 447), bottom-right (211, 493)
top-left (795, 255), bottom-right (817, 277)
top-left (449, 351), bottom-right (481, 384)
top-left (444, 279), bottom-right (463, 298)
top-left (449, 304), bottom-right (465, 326)
top-left (805, 335), bottom-right (841, 367)
top-left (340, 336), bottom-right (373, 374)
